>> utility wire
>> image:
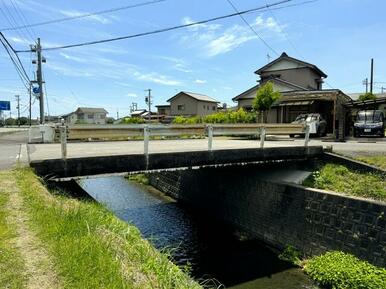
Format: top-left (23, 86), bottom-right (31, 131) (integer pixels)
top-left (0, 3), bottom-right (29, 42)
top-left (264, 0), bottom-right (304, 58)
top-left (0, 32), bottom-right (30, 81)
top-left (9, 0), bottom-right (37, 41)
top-left (16, 0), bottom-right (295, 52)
top-left (0, 32), bottom-right (30, 90)
top-left (0, 0), bottom-right (166, 32)
top-left (225, 0), bottom-right (279, 56)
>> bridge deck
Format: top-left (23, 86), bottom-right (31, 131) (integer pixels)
top-left (29, 139), bottom-right (324, 179)
top-left (28, 138), bottom-right (316, 161)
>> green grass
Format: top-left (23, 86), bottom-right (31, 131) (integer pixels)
top-left (304, 251), bottom-right (386, 289)
top-left (127, 173), bottom-right (150, 185)
top-left (0, 171), bottom-right (26, 289)
top-left (355, 155), bottom-right (386, 170)
top-left (15, 168), bottom-right (200, 289)
top-left (303, 163), bottom-right (386, 201)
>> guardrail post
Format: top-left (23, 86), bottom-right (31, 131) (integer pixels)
top-left (304, 124), bottom-right (310, 147)
top-left (60, 125), bottom-right (67, 160)
top-left (260, 127), bottom-right (266, 149)
top-left (207, 125), bottom-right (213, 151)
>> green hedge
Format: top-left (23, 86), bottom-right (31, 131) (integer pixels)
top-left (173, 109), bottom-right (256, 124)
top-left (120, 117), bottom-right (146, 124)
top-left (304, 251), bottom-right (386, 289)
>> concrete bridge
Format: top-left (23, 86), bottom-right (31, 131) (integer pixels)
top-left (30, 146), bottom-right (324, 179)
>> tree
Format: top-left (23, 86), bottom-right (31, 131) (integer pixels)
top-left (252, 81), bottom-right (281, 123)
top-left (358, 92), bottom-right (377, 101)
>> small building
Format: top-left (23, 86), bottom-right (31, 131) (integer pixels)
top-left (232, 52), bottom-right (351, 137)
top-left (167, 91), bottom-right (219, 117)
top-left (155, 105), bottom-right (171, 116)
top-left (63, 107), bottom-right (108, 124)
top-left (130, 109), bottom-right (147, 118)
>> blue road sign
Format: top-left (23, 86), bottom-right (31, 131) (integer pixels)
top-left (32, 86), bottom-right (40, 94)
top-left (0, 101), bottom-right (11, 111)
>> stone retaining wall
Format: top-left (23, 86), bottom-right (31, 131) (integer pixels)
top-left (148, 165), bottom-right (386, 267)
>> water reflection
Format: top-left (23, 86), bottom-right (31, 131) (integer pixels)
top-left (79, 176), bottom-right (317, 288)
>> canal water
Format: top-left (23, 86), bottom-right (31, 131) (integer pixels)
top-left (79, 176), bottom-right (318, 289)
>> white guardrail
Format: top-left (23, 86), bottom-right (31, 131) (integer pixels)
top-left (29, 123), bottom-right (310, 160)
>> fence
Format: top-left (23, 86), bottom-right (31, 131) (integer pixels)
top-left (52, 123), bottom-right (309, 160)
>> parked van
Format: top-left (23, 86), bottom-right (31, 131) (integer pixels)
top-left (353, 110), bottom-right (385, 137)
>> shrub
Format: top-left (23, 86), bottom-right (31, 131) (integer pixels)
top-left (278, 245), bottom-right (302, 266)
top-left (172, 109), bottom-right (256, 124)
top-left (120, 117), bottom-right (145, 124)
top-left (304, 251), bottom-right (386, 289)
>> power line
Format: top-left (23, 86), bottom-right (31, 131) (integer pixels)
top-left (264, 0), bottom-right (304, 58)
top-left (9, 0), bottom-right (37, 41)
top-left (0, 0), bottom-right (166, 32)
top-left (0, 35), bottom-right (30, 86)
top-left (0, 32), bottom-right (30, 82)
top-left (16, 0), bottom-right (298, 53)
top-left (225, 0), bottom-right (279, 56)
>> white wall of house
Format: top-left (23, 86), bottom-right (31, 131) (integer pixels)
top-left (263, 59), bottom-right (303, 71)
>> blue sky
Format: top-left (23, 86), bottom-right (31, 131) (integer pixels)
top-left (1, 0), bottom-right (385, 118)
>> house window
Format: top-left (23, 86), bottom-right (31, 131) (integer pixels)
top-left (207, 105), bottom-right (209, 110)
top-left (88, 114), bottom-right (93, 119)
top-left (212, 106), bottom-right (216, 110)
top-left (178, 105), bottom-right (185, 111)
top-left (99, 114), bottom-right (105, 119)
top-left (78, 113), bottom-right (84, 119)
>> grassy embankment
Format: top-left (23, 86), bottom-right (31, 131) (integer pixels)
top-left (354, 155), bottom-right (386, 170)
top-left (0, 168), bottom-right (200, 289)
top-left (304, 251), bottom-right (386, 289)
top-left (299, 161), bottom-right (386, 288)
top-left (303, 163), bottom-right (386, 201)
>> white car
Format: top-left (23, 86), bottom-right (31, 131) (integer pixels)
top-left (290, 113), bottom-right (327, 137)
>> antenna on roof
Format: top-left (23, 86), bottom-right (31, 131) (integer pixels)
top-left (267, 53), bottom-right (271, 63)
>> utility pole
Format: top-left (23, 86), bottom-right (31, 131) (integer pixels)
top-left (381, 86), bottom-right (385, 94)
top-left (15, 95), bottom-right (20, 127)
top-left (370, 58), bottom-right (374, 94)
top-left (362, 78), bottom-right (368, 93)
top-left (29, 82), bottom-right (32, 126)
top-left (32, 38), bottom-right (46, 124)
top-left (116, 108), bottom-right (119, 120)
top-left (145, 89), bottom-right (152, 122)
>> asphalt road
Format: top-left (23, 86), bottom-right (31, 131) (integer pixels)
top-left (0, 130), bottom-right (28, 169)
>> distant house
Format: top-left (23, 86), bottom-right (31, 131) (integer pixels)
top-left (232, 52), bottom-right (351, 136)
top-left (63, 107), bottom-right (108, 124)
top-left (155, 105), bottom-right (171, 116)
top-left (167, 91), bottom-right (219, 117)
top-left (130, 109), bottom-right (147, 118)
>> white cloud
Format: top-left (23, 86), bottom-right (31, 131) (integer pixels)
top-left (127, 93), bottom-right (138, 98)
top-left (59, 9), bottom-right (111, 24)
top-left (195, 79), bottom-right (207, 84)
top-left (59, 52), bottom-right (87, 63)
top-left (181, 17), bottom-right (221, 31)
top-left (133, 71), bottom-right (181, 86)
top-left (180, 15), bottom-right (284, 57)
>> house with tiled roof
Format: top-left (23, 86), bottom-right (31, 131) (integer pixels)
top-left (166, 91), bottom-right (219, 117)
top-left (63, 107), bottom-right (108, 124)
top-left (233, 52), bottom-right (351, 137)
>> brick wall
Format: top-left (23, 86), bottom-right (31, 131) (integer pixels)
top-left (149, 166), bottom-right (386, 267)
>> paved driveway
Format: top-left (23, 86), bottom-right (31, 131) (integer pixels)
top-left (0, 130), bottom-right (29, 169)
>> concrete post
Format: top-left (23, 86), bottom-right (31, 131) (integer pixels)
top-left (260, 127), bottom-right (266, 149)
top-left (207, 125), bottom-right (213, 151)
top-left (304, 124), bottom-right (310, 147)
top-left (144, 125), bottom-right (150, 156)
top-left (60, 125), bottom-right (67, 160)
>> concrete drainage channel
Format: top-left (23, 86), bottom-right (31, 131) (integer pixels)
top-left (147, 152), bottom-right (386, 267)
